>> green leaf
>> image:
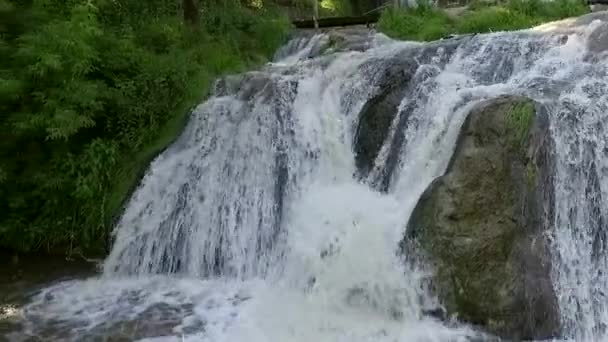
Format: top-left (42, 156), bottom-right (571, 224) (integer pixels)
top-left (0, 78), bottom-right (23, 99)
top-left (46, 108), bottom-right (96, 140)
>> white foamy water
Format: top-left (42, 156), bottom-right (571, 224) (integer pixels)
top-left (10, 12), bottom-right (608, 342)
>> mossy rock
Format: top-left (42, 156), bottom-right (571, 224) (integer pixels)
top-left (406, 96), bottom-right (559, 340)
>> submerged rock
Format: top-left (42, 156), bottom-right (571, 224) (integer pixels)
top-left (406, 96), bottom-right (559, 339)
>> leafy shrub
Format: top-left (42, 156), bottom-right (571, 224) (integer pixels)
top-left (378, 6), bottom-right (453, 41)
top-left (378, 0), bottom-right (589, 41)
top-left (320, 0), bottom-right (353, 16)
top-left (506, 0), bottom-right (588, 20)
top-left (0, 0), bottom-right (291, 256)
top-left (456, 6), bottom-right (534, 33)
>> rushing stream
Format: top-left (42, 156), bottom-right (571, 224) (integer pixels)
top-left (5, 12), bottom-right (608, 342)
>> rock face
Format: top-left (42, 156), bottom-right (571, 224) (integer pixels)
top-left (353, 38), bottom-right (468, 190)
top-left (406, 96), bottom-right (559, 340)
top-left (353, 58), bottom-right (416, 178)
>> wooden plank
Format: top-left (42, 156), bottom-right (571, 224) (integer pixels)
top-left (292, 13), bottom-right (380, 29)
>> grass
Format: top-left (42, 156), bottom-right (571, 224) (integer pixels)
top-left (506, 101), bottom-right (535, 150)
top-left (505, 101), bottom-right (536, 190)
top-left (378, 5), bottom-right (452, 41)
top-left (457, 6), bottom-right (535, 33)
top-left (378, 0), bottom-right (589, 41)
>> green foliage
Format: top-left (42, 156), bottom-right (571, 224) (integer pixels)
top-left (378, 0), bottom-right (588, 41)
top-left (458, 0), bottom-right (588, 34)
top-left (284, 0), bottom-right (354, 19)
top-left (505, 0), bottom-right (588, 20)
top-left (506, 101), bottom-right (535, 150)
top-left (456, 6), bottom-right (533, 33)
top-left (0, 0), bottom-right (290, 255)
top-left (250, 15), bottom-right (292, 56)
top-left (13, 2), bottom-right (103, 140)
top-left (320, 0), bottom-right (352, 16)
top-left (378, 4), bottom-right (452, 41)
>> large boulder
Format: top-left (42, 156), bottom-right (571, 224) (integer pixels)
top-left (406, 96), bottom-right (559, 340)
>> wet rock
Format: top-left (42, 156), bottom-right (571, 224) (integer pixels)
top-left (344, 286), bottom-right (406, 321)
top-left (353, 38), bottom-right (467, 190)
top-left (590, 4), bottom-right (608, 12)
top-left (406, 96), bottom-right (559, 340)
top-left (273, 27), bottom-right (377, 62)
top-left (213, 72), bottom-right (273, 100)
top-left (0, 254), bottom-right (97, 338)
top-left (574, 10), bottom-right (608, 26)
top-left (422, 307), bottom-right (447, 321)
top-left (588, 21), bottom-right (608, 54)
top-left (321, 26), bottom-right (376, 53)
top-left (353, 58), bottom-right (418, 178)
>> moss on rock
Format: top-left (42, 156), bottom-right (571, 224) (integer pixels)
top-left (506, 101), bottom-right (535, 153)
top-left (406, 96), bottom-right (558, 339)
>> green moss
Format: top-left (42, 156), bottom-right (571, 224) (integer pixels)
top-left (413, 167), bottom-right (518, 324)
top-left (525, 162), bottom-right (537, 190)
top-left (408, 97), bottom-right (543, 331)
top-left (506, 101), bottom-right (535, 150)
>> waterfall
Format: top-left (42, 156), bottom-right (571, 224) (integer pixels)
top-left (13, 12), bottom-right (608, 342)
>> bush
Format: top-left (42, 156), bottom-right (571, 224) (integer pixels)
top-left (506, 0), bottom-right (588, 20)
top-left (378, 6), bottom-right (453, 41)
top-left (0, 0), bottom-right (291, 256)
top-left (456, 6), bottom-right (535, 33)
top-left (378, 0), bottom-right (588, 41)
top-left (320, 0), bottom-right (353, 16)
top-left (286, 0), bottom-right (354, 18)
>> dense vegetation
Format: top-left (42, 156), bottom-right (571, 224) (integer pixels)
top-left (278, 0), bottom-right (379, 20)
top-left (378, 0), bottom-right (589, 41)
top-left (0, 0), bottom-right (290, 256)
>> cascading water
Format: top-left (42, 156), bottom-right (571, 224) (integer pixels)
top-left (9, 12), bottom-right (608, 342)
